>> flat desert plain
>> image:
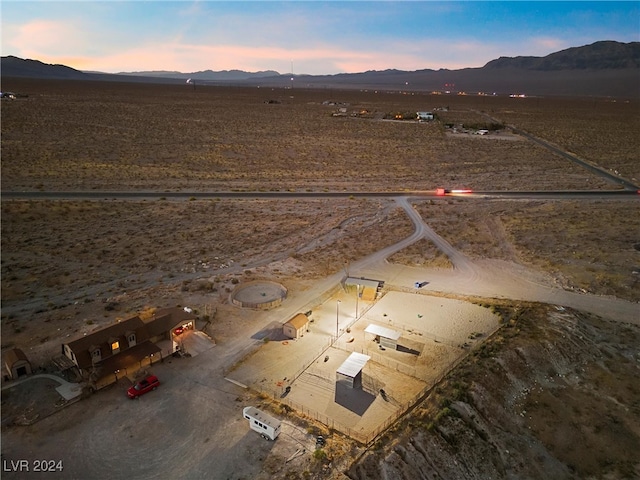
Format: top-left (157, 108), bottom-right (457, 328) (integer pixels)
top-left (1, 79), bottom-right (639, 480)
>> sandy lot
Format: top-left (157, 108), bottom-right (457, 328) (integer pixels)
top-left (227, 292), bottom-right (500, 443)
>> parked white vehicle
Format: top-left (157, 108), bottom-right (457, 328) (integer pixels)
top-left (243, 406), bottom-right (281, 440)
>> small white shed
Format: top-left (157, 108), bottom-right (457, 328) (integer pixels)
top-left (243, 406), bottom-right (281, 440)
top-left (283, 313), bottom-right (309, 340)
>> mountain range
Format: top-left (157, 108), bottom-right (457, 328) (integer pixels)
top-left (115, 68), bottom-right (280, 81)
top-left (2, 41), bottom-right (639, 98)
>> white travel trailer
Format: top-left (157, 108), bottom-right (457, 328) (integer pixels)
top-left (243, 406), bottom-right (281, 440)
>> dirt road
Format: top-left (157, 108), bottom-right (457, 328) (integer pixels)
top-left (352, 197), bottom-right (638, 325)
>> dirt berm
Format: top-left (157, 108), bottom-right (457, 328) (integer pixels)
top-left (347, 303), bottom-right (640, 480)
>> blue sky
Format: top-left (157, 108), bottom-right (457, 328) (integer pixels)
top-left (2, 1), bottom-right (638, 75)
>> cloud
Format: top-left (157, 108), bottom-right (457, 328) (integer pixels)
top-left (52, 39), bottom-right (478, 75)
top-left (2, 2), bottom-right (635, 76)
top-left (5, 31), bottom-right (566, 75)
top-left (2, 15), bottom-right (118, 68)
top-left (6, 19), bottom-right (83, 57)
top-left (79, 42), bottom-right (367, 74)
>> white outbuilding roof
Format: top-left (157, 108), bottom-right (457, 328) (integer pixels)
top-left (336, 352), bottom-right (371, 378)
top-left (364, 324), bottom-right (402, 341)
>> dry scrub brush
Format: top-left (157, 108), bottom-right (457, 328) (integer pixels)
top-left (0, 198), bottom-right (379, 311)
top-left (0, 80), bottom-right (621, 192)
top-left (413, 198), bottom-right (640, 301)
top-left (485, 96), bottom-right (640, 183)
top-left (388, 238), bottom-right (453, 268)
top-left (498, 199), bottom-right (640, 301)
top-left (294, 202), bottom-right (415, 277)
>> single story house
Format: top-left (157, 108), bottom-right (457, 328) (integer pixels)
top-left (283, 313), bottom-right (309, 340)
top-left (4, 348), bottom-right (32, 380)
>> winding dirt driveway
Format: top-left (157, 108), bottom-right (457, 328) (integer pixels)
top-left (349, 196), bottom-right (638, 325)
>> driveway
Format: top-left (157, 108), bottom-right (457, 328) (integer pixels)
top-left (1, 344), bottom-right (319, 480)
top-left (176, 329), bottom-right (216, 357)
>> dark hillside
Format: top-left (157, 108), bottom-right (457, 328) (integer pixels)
top-left (0, 56), bottom-right (88, 80)
top-left (484, 40), bottom-right (640, 70)
top-left (348, 305), bottom-right (640, 480)
top-left (2, 41), bottom-right (639, 97)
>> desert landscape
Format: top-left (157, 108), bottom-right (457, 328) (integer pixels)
top-left (1, 78), bottom-right (639, 479)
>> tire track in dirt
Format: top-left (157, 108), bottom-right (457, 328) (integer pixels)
top-left (473, 108), bottom-right (639, 191)
top-left (350, 197), bottom-right (639, 325)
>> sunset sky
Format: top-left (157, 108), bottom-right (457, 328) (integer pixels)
top-left (2, 1), bottom-right (638, 75)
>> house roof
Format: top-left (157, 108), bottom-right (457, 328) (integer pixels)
top-left (284, 313), bottom-right (309, 330)
top-left (64, 307), bottom-right (198, 370)
top-left (95, 341), bottom-right (161, 374)
top-left (337, 352), bottom-right (370, 378)
top-left (66, 316), bottom-right (147, 370)
top-left (3, 348), bottom-right (30, 367)
top-left (143, 307), bottom-right (197, 337)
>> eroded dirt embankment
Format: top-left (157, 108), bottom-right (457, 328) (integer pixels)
top-left (347, 304), bottom-right (640, 480)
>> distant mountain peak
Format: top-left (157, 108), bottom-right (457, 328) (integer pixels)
top-left (116, 68), bottom-right (280, 81)
top-left (484, 40), bottom-right (640, 70)
top-left (2, 41), bottom-right (639, 98)
top-left (0, 56), bottom-right (87, 79)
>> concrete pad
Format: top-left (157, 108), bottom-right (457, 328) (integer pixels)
top-left (56, 382), bottom-right (83, 401)
top-left (180, 330), bottom-right (216, 357)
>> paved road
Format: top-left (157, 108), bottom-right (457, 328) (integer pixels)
top-left (1, 189), bottom-right (638, 200)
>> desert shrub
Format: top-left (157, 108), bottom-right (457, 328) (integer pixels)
top-left (312, 449), bottom-right (327, 462)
